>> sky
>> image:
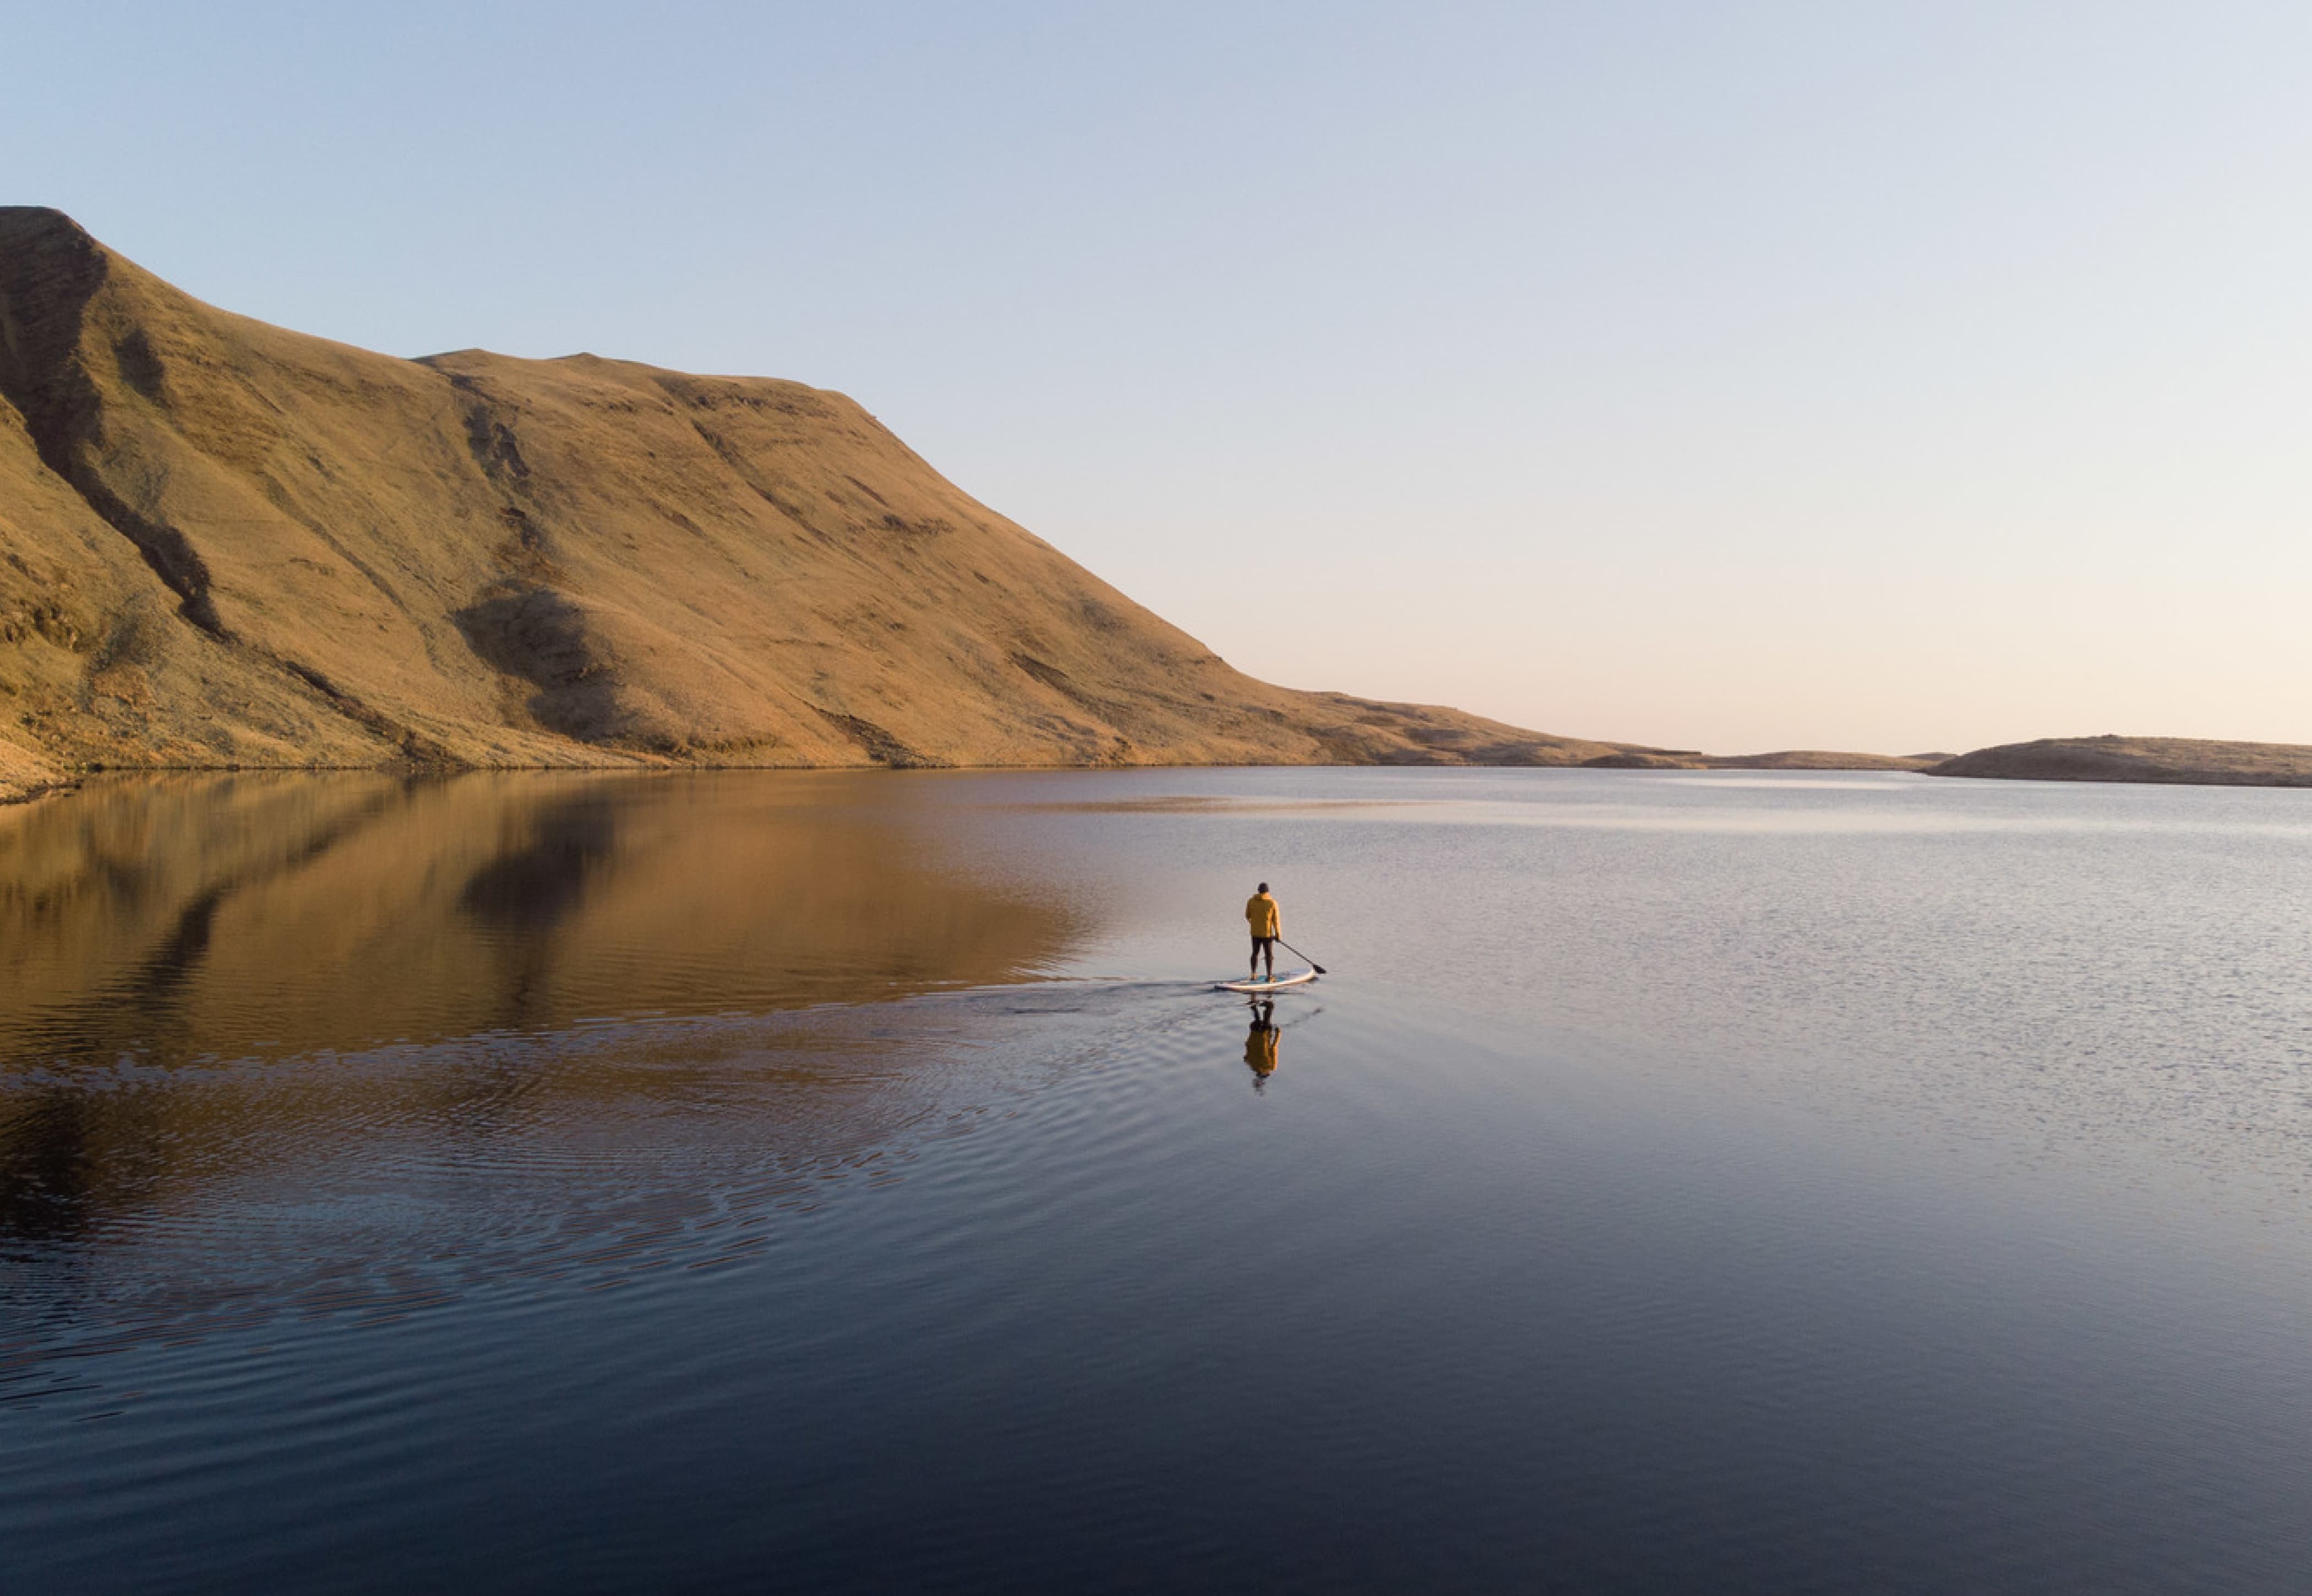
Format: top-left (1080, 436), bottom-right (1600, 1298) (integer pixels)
top-left (7, 1), bottom-right (2309, 753)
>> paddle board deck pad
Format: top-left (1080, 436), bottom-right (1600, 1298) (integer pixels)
top-left (1216, 969), bottom-right (1319, 993)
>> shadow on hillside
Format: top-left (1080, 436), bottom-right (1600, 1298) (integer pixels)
top-left (452, 585), bottom-right (625, 741)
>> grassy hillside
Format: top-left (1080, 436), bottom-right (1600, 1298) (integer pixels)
top-left (1930, 736), bottom-right (2312, 788)
top-left (0, 207), bottom-right (1656, 799)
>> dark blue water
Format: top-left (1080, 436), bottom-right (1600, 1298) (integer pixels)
top-left (5, 769), bottom-right (2311, 1592)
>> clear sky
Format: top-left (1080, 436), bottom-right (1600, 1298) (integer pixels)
top-left (9, 2), bottom-right (2309, 753)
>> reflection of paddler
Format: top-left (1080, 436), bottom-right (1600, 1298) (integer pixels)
top-left (1244, 998), bottom-right (1280, 1087)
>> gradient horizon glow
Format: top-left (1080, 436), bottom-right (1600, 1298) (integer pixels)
top-left (10, 2), bottom-right (2308, 753)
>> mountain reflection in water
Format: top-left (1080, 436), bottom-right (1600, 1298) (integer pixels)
top-left (0, 770), bottom-right (1084, 1061)
top-left (0, 770), bottom-right (1088, 1259)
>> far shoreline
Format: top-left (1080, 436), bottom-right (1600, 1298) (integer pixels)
top-left (11, 734), bottom-right (2312, 809)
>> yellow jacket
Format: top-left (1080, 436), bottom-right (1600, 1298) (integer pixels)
top-left (1245, 892), bottom-right (1280, 937)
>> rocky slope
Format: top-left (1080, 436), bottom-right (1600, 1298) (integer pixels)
top-left (2, 207), bottom-right (1688, 802)
top-left (1929, 736), bottom-right (2312, 788)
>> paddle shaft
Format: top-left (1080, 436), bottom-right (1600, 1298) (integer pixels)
top-left (1275, 937), bottom-right (1328, 976)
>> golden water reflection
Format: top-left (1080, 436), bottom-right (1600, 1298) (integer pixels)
top-left (0, 770), bottom-right (1086, 1066)
top-left (0, 771), bottom-right (1090, 1253)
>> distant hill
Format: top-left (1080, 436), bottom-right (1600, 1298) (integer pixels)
top-left (1929, 736), bottom-right (2312, 788)
top-left (1702, 750), bottom-right (1942, 772)
top-left (1560, 749), bottom-right (1939, 771)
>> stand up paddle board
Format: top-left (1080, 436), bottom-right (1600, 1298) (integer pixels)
top-left (1215, 969), bottom-right (1319, 994)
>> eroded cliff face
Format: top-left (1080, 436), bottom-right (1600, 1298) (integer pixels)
top-left (0, 206), bottom-right (1628, 799)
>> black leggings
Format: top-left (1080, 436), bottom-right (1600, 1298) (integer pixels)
top-left (1250, 936), bottom-right (1277, 963)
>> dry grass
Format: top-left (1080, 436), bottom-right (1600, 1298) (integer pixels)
top-left (1931, 736), bottom-right (2312, 788)
top-left (0, 207), bottom-right (1653, 798)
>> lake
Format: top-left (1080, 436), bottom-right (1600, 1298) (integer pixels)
top-left (4, 767), bottom-right (2310, 1593)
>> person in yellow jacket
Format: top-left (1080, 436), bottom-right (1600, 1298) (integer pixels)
top-left (1245, 881), bottom-right (1281, 983)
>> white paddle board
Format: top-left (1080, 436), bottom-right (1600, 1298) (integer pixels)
top-left (1215, 969), bottom-right (1318, 994)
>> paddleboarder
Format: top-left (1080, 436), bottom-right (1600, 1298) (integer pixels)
top-left (1246, 881), bottom-right (1280, 983)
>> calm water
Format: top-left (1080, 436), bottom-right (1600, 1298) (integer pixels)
top-left (4, 768), bottom-right (2311, 1593)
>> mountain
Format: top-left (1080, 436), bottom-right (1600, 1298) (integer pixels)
top-left (2, 206), bottom-right (1687, 803)
top-left (1928, 736), bottom-right (2312, 787)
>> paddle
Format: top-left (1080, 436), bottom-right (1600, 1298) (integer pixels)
top-left (1277, 938), bottom-right (1328, 976)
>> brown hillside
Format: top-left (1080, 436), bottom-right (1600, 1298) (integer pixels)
top-left (1930, 736), bottom-right (2312, 788)
top-left (0, 207), bottom-right (1665, 800)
